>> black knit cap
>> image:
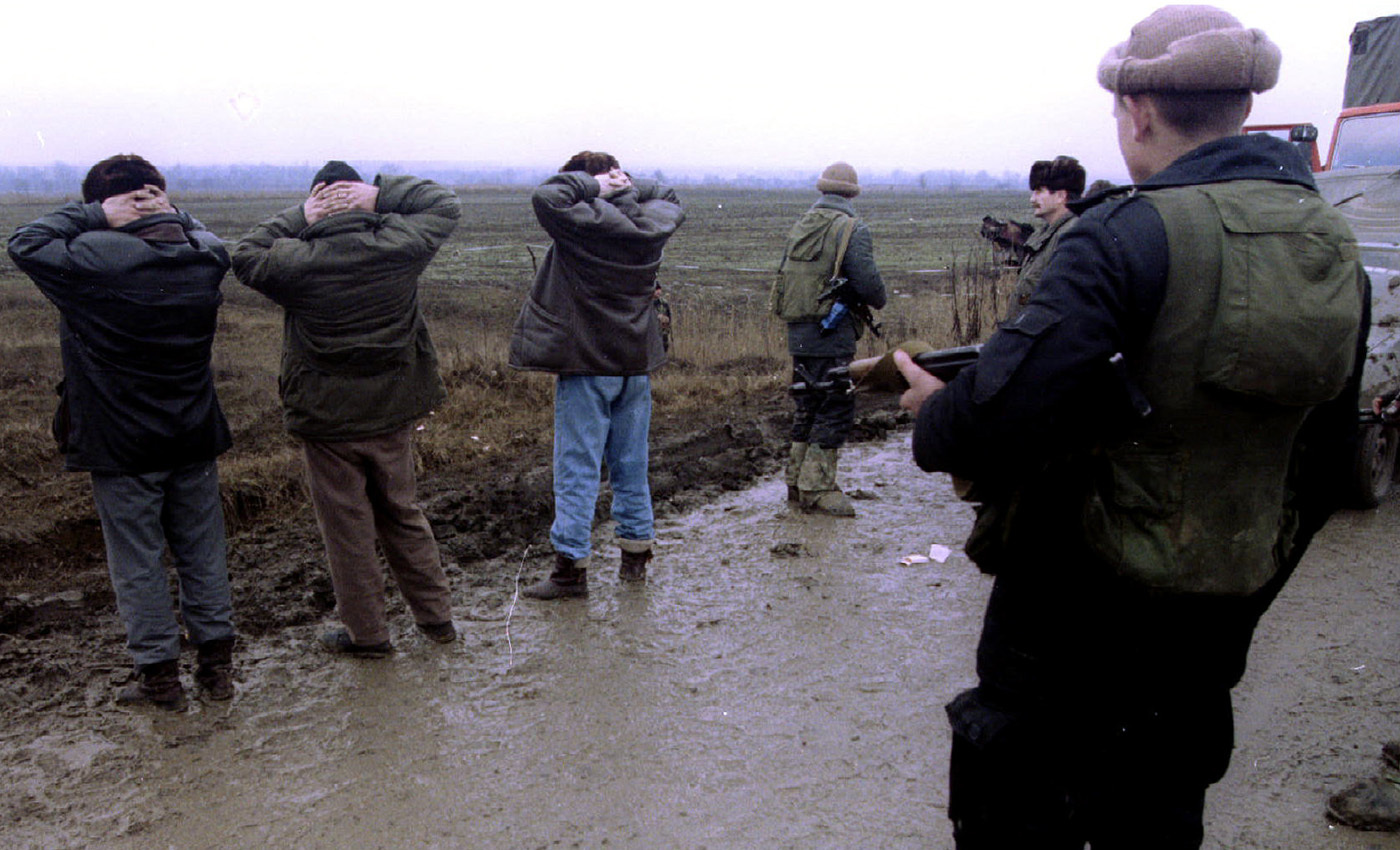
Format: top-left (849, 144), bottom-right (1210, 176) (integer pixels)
top-left (311, 160), bottom-right (362, 190)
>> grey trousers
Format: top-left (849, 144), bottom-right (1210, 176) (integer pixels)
top-left (302, 427), bottom-right (451, 645)
top-left (90, 460), bottom-right (234, 667)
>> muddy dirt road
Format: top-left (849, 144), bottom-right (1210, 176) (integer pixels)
top-left (3, 431), bottom-right (1400, 849)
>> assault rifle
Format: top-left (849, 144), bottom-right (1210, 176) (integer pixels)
top-left (790, 344), bottom-right (981, 395)
top-left (790, 343), bottom-right (1154, 421)
top-left (818, 278), bottom-right (882, 338)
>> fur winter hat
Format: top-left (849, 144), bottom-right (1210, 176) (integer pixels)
top-left (311, 160), bottom-right (362, 190)
top-left (1029, 156), bottom-right (1086, 197)
top-left (1097, 5), bottom-right (1280, 94)
top-left (817, 162), bottom-right (860, 198)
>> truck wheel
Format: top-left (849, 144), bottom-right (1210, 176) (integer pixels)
top-left (1350, 423), bottom-right (1399, 508)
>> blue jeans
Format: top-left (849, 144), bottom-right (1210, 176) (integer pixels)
top-left (90, 460), bottom-right (234, 667)
top-left (550, 375), bottom-right (654, 561)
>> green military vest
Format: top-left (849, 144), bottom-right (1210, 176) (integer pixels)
top-left (770, 207), bottom-right (855, 322)
top-left (1081, 180), bottom-right (1363, 595)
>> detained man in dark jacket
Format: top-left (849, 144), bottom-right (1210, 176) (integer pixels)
top-left (231, 162), bottom-right (459, 656)
top-left (772, 162), bottom-right (886, 515)
top-left (8, 154), bottom-right (237, 709)
top-left (509, 151), bottom-right (684, 598)
top-left (894, 7), bottom-right (1367, 847)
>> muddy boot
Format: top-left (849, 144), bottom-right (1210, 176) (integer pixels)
top-left (796, 445), bottom-right (856, 517)
top-left (195, 637), bottom-right (235, 701)
top-left (1327, 775), bottom-right (1400, 831)
top-left (619, 540), bottom-right (653, 582)
top-left (785, 441), bottom-right (809, 502)
top-left (116, 659), bottom-right (187, 711)
top-left (522, 553), bottom-right (588, 599)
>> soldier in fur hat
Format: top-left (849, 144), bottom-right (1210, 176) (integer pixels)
top-left (1007, 155), bottom-right (1086, 316)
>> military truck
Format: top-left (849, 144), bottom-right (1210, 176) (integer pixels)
top-left (1315, 15), bottom-right (1400, 505)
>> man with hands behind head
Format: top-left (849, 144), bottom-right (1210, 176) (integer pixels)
top-left (8, 154), bottom-right (237, 710)
top-left (232, 161), bottom-right (460, 658)
top-left (509, 151), bottom-right (684, 599)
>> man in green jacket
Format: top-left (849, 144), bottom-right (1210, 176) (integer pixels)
top-left (232, 162), bottom-right (460, 656)
top-left (1007, 155), bottom-right (1085, 317)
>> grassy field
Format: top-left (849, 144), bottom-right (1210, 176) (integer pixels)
top-left (0, 185), bottom-right (1026, 593)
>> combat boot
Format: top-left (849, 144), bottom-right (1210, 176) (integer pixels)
top-left (116, 659), bottom-right (187, 711)
top-left (785, 441), bottom-right (809, 502)
top-left (522, 553), bottom-right (588, 599)
top-left (619, 540), bottom-right (653, 582)
top-left (797, 445), bottom-right (856, 517)
top-left (195, 637), bottom-right (235, 700)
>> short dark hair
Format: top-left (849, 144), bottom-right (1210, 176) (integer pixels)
top-left (82, 154), bottom-right (165, 203)
top-left (559, 151), bottom-right (620, 175)
top-left (1135, 90), bottom-right (1253, 137)
top-left (1029, 156), bottom-right (1086, 200)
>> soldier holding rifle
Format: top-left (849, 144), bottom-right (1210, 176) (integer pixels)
top-left (771, 162), bottom-right (886, 516)
top-left (896, 7), bottom-right (1368, 846)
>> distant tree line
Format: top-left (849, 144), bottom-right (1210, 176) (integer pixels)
top-left (0, 162), bottom-right (1023, 196)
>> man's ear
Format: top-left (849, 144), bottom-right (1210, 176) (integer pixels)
top-left (1122, 94), bottom-right (1155, 143)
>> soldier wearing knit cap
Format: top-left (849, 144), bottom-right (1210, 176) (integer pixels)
top-left (895, 6), bottom-right (1367, 847)
top-left (771, 162), bottom-right (885, 515)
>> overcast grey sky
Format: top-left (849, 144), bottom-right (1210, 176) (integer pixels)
top-left (1, 1), bottom-right (1393, 183)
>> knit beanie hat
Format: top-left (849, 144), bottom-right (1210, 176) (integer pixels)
top-left (311, 160), bottom-right (362, 190)
top-left (817, 162), bottom-right (860, 198)
top-left (1097, 5), bottom-right (1280, 94)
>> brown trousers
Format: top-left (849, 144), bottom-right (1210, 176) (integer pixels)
top-left (302, 426), bottom-right (451, 645)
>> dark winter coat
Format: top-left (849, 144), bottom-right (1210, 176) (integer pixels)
top-left (508, 172), bottom-right (684, 376)
top-left (230, 175), bottom-right (457, 441)
top-left (8, 203), bottom-right (232, 474)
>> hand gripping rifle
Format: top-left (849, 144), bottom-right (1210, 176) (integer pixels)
top-left (790, 344), bottom-right (982, 395)
top-left (790, 342), bottom-right (1154, 422)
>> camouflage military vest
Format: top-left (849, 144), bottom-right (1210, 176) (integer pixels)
top-left (770, 207), bottom-right (855, 322)
top-left (1081, 180), bottom-right (1363, 594)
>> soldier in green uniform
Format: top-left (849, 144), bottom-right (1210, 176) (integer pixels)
top-left (771, 162), bottom-right (885, 515)
top-left (1007, 155), bottom-right (1085, 317)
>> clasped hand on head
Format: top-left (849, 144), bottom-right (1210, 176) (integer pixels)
top-left (594, 167), bottom-right (633, 199)
top-left (303, 181), bottom-right (379, 225)
top-left (102, 185), bottom-right (174, 228)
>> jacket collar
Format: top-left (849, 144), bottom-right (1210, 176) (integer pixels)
top-left (812, 193), bottom-right (856, 216)
top-left (1139, 133), bottom-right (1317, 191)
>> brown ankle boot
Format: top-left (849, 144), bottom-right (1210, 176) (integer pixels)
top-left (117, 659), bottom-right (187, 710)
top-left (522, 554), bottom-right (588, 599)
top-left (195, 638), bottom-right (235, 700)
top-left (619, 547), bottom-right (652, 582)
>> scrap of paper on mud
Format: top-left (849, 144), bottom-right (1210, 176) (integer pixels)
top-left (899, 543), bottom-right (952, 566)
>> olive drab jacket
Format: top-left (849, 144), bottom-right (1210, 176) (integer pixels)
top-left (8, 204), bottom-right (232, 474)
top-left (1009, 211), bottom-right (1076, 313)
top-left (231, 175), bottom-right (459, 441)
top-left (1081, 180), bottom-right (1363, 594)
top-left (772, 194), bottom-right (886, 359)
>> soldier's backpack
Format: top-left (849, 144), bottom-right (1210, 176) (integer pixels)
top-left (770, 207), bottom-right (855, 322)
